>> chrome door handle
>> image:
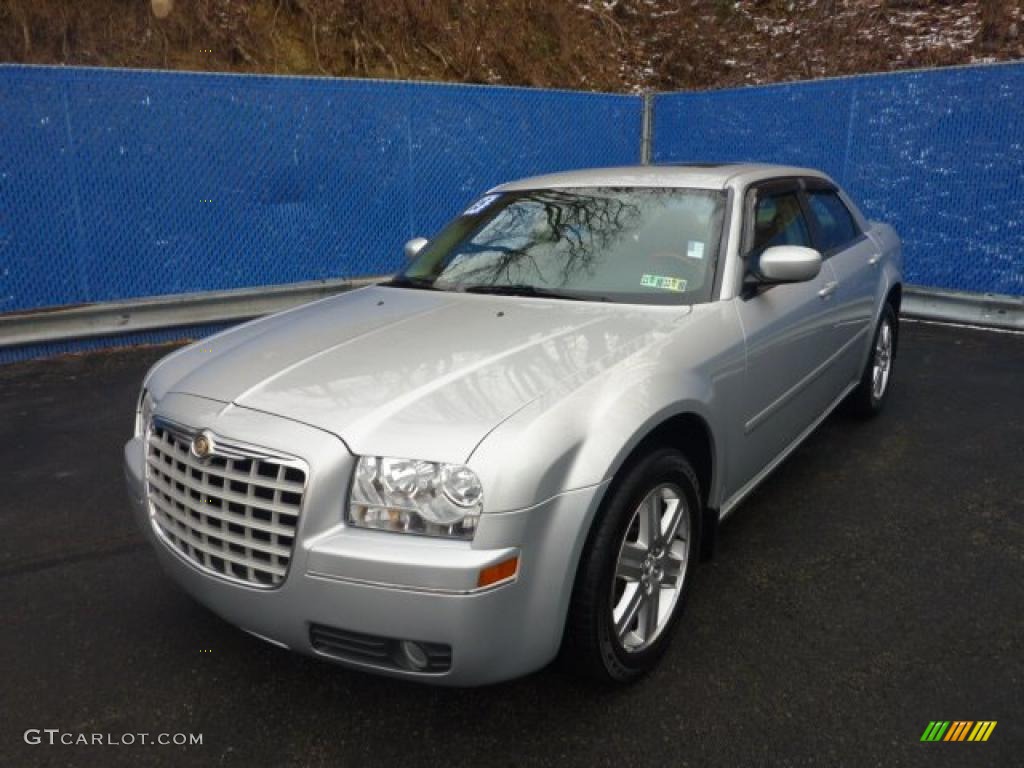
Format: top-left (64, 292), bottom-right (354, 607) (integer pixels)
top-left (868, 254), bottom-right (881, 266)
top-left (818, 281), bottom-right (838, 299)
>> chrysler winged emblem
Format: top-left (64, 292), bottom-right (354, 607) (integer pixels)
top-left (191, 432), bottom-right (214, 459)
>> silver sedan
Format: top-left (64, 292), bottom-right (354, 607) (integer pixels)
top-left (123, 163), bottom-right (903, 685)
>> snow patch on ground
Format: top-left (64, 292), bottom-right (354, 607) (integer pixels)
top-left (605, 0), bottom-right (1022, 92)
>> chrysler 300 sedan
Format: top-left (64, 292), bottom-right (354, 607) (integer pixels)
top-left (124, 164), bottom-right (902, 685)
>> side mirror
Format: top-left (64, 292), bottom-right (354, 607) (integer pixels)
top-left (404, 237), bottom-right (428, 260)
top-left (750, 245), bottom-right (822, 285)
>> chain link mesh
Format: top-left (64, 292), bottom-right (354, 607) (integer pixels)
top-left (0, 66), bottom-right (641, 315)
top-left (654, 62), bottom-right (1024, 296)
top-left (3, 62), bottom-right (1022, 364)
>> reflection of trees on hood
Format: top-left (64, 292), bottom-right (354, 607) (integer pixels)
top-left (452, 190), bottom-right (644, 288)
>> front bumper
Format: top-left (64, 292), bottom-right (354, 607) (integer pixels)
top-left (124, 393), bottom-right (604, 686)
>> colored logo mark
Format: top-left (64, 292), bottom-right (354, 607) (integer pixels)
top-left (920, 721), bottom-right (997, 742)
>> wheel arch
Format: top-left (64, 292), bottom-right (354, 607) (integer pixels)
top-left (886, 282), bottom-right (902, 313)
top-left (857, 277), bottom-right (902, 374)
top-left (620, 412), bottom-right (715, 512)
top-left (584, 408), bottom-right (720, 565)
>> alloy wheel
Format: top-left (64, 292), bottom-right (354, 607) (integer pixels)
top-left (872, 319), bottom-right (893, 400)
top-left (610, 483), bottom-right (690, 653)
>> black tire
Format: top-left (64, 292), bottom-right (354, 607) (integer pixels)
top-left (844, 302), bottom-right (898, 419)
top-left (560, 447), bottom-right (701, 684)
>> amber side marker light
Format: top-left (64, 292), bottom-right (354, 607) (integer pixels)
top-left (478, 556), bottom-right (519, 588)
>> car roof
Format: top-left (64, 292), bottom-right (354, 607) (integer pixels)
top-left (490, 163), bottom-right (832, 192)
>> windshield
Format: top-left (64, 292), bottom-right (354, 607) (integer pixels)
top-left (393, 187), bottom-right (728, 305)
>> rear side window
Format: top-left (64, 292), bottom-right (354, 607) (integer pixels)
top-left (751, 192), bottom-right (812, 253)
top-left (806, 190), bottom-right (860, 252)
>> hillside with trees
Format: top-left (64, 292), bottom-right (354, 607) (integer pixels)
top-left (1, 1), bottom-right (1022, 91)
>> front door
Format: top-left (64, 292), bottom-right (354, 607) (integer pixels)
top-left (729, 180), bottom-right (840, 493)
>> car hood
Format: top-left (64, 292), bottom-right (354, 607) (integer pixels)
top-left (150, 285), bottom-right (688, 463)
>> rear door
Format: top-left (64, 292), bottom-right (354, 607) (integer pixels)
top-left (730, 179), bottom-right (840, 493)
top-left (802, 180), bottom-right (877, 386)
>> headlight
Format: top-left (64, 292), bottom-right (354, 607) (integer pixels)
top-left (348, 456), bottom-right (483, 539)
top-left (135, 389), bottom-right (155, 437)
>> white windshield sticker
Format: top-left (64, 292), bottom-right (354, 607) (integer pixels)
top-left (687, 241), bottom-right (706, 260)
top-left (463, 194), bottom-right (499, 216)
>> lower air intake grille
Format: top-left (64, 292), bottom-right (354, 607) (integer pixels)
top-left (145, 421), bottom-right (307, 588)
top-left (310, 624), bottom-right (452, 673)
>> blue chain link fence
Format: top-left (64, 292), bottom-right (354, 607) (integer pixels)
top-left (0, 65), bottom-right (641, 314)
top-left (2, 62), bottom-right (1022, 364)
top-left (654, 62), bottom-right (1024, 297)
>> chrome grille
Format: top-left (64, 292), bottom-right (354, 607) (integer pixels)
top-left (144, 420), bottom-right (307, 588)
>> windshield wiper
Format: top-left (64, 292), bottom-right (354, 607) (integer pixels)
top-left (382, 275), bottom-right (442, 291)
top-left (462, 284), bottom-right (594, 301)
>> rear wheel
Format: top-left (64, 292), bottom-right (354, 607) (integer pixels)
top-left (561, 448), bottom-right (700, 683)
top-left (845, 303), bottom-right (898, 418)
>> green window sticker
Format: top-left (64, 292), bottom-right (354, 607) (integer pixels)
top-left (640, 274), bottom-right (688, 292)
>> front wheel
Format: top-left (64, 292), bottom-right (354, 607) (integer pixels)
top-left (560, 448), bottom-right (701, 683)
top-left (845, 303), bottom-right (898, 418)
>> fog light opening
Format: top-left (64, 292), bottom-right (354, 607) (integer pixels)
top-left (399, 640), bottom-right (430, 671)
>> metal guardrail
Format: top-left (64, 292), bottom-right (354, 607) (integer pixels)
top-left (0, 276), bottom-right (384, 349)
top-left (902, 285), bottom-right (1024, 331)
top-left (0, 279), bottom-right (1019, 351)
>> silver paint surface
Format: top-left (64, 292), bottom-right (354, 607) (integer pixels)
top-left (125, 163), bottom-right (903, 684)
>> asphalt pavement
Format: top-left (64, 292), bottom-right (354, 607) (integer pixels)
top-left (1, 320), bottom-right (1022, 767)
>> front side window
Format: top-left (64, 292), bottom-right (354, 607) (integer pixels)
top-left (806, 190), bottom-right (860, 252)
top-left (394, 187), bottom-right (728, 305)
top-left (750, 191), bottom-right (812, 254)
